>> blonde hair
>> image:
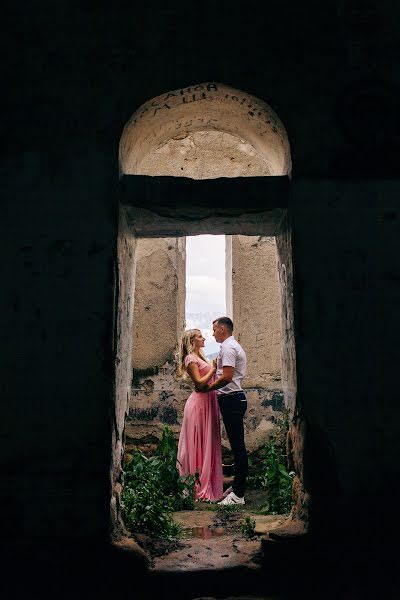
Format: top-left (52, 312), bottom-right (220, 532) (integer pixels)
top-left (177, 329), bottom-right (209, 378)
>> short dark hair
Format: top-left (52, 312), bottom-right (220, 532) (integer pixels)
top-left (213, 316), bottom-right (234, 332)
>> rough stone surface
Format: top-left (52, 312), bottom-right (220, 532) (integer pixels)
top-left (110, 536), bottom-right (151, 569)
top-left (266, 519), bottom-right (307, 541)
top-left (152, 533), bottom-right (261, 572)
top-left (138, 130), bottom-right (272, 179)
top-left (151, 508), bottom-right (286, 573)
top-left (120, 83), bottom-right (291, 178)
top-left (226, 235), bottom-right (282, 388)
top-left (132, 237), bottom-right (185, 370)
top-left (124, 201), bottom-right (286, 238)
top-left (126, 385), bottom-right (285, 456)
top-left (252, 516), bottom-right (286, 535)
top-left (275, 216), bottom-right (297, 410)
top-left (111, 209), bottom-right (138, 536)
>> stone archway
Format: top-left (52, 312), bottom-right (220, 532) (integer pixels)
top-left (112, 83), bottom-right (302, 540)
top-left (119, 82), bottom-right (291, 177)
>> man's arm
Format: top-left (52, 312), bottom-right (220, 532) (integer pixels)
top-left (195, 366), bottom-right (234, 392)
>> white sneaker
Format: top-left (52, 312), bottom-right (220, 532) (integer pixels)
top-left (218, 491), bottom-right (245, 505)
top-left (222, 486), bottom-right (233, 498)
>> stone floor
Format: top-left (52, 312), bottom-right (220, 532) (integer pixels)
top-left (134, 488), bottom-right (395, 599)
top-left (151, 487), bottom-right (287, 573)
top-left (138, 484), bottom-right (291, 598)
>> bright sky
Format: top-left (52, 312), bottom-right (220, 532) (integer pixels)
top-left (186, 235), bottom-right (226, 355)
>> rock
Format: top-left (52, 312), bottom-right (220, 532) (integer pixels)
top-left (266, 519), bottom-right (307, 541)
top-left (253, 515), bottom-right (286, 535)
top-left (109, 536), bottom-right (151, 569)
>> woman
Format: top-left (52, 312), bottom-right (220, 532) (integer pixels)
top-left (177, 329), bottom-right (223, 502)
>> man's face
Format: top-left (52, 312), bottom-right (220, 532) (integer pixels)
top-left (212, 321), bottom-right (224, 343)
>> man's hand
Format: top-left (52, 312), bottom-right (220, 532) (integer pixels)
top-left (195, 382), bottom-right (208, 392)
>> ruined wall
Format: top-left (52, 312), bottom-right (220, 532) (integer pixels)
top-left (289, 181), bottom-right (400, 537)
top-left (275, 214), bottom-right (306, 522)
top-left (4, 2), bottom-right (400, 592)
top-left (126, 383), bottom-right (286, 460)
top-left (2, 148), bottom-right (118, 545)
top-left (111, 208), bottom-right (137, 536)
top-left (227, 235), bottom-right (282, 389)
top-left (131, 237), bottom-right (185, 371)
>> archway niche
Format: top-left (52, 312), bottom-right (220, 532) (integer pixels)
top-left (112, 83), bottom-right (302, 539)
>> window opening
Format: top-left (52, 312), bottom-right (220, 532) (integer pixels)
top-left (186, 234), bottom-right (226, 358)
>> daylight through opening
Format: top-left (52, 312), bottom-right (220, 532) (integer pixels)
top-left (186, 235), bottom-right (226, 359)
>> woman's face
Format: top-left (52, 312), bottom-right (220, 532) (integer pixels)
top-left (193, 330), bottom-right (205, 350)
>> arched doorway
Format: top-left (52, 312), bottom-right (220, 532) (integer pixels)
top-left (119, 82), bottom-right (291, 177)
top-left (111, 84), bottom-right (303, 554)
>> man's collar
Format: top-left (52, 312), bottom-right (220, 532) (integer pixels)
top-left (221, 335), bottom-right (234, 346)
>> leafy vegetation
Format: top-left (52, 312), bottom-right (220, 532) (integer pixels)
top-left (121, 414), bottom-right (295, 541)
top-left (241, 516), bottom-right (257, 538)
top-left (248, 413), bottom-right (294, 514)
top-left (121, 426), bottom-right (198, 538)
top-left (216, 503), bottom-right (242, 514)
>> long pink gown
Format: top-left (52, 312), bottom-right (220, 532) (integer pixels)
top-left (177, 354), bottom-right (223, 502)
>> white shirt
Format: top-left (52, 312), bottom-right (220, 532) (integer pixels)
top-left (216, 336), bottom-right (247, 395)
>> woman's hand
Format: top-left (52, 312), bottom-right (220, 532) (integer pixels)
top-left (212, 358), bottom-right (217, 369)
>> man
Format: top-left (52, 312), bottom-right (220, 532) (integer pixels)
top-left (196, 316), bottom-right (248, 505)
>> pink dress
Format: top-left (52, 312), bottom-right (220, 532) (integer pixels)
top-left (177, 354), bottom-right (223, 502)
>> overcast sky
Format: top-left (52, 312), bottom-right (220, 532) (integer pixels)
top-left (186, 235), bottom-right (226, 355)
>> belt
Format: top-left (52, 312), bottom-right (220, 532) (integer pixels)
top-left (217, 391), bottom-right (246, 398)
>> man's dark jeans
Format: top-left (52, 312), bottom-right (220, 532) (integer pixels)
top-left (218, 392), bottom-right (248, 498)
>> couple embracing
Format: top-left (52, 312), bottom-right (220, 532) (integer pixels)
top-left (177, 317), bottom-right (248, 505)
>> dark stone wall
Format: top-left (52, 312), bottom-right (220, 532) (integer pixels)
top-left (2, 150), bottom-right (117, 542)
top-left (2, 0), bottom-right (400, 593)
top-left (291, 180), bottom-right (400, 535)
top-left (5, 1), bottom-right (399, 177)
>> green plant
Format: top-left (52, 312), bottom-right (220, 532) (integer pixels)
top-left (241, 516), bottom-right (256, 538)
top-left (248, 413), bottom-right (294, 514)
top-left (121, 426), bottom-right (197, 538)
top-left (153, 425), bottom-right (199, 511)
top-left (217, 504), bottom-right (242, 514)
top-left (259, 436), bottom-right (294, 514)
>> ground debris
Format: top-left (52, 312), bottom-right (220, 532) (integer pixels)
top-left (210, 508), bottom-right (242, 534)
top-left (134, 532), bottom-right (186, 557)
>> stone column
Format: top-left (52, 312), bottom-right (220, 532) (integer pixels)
top-left (132, 237), bottom-right (186, 372)
top-left (227, 235), bottom-right (282, 388)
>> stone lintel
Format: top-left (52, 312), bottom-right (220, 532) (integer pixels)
top-left (119, 175), bottom-right (290, 217)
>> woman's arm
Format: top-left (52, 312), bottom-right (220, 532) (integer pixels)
top-left (186, 361), bottom-right (216, 387)
top-left (196, 366), bottom-right (234, 392)
top-left (205, 366), bottom-right (234, 391)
